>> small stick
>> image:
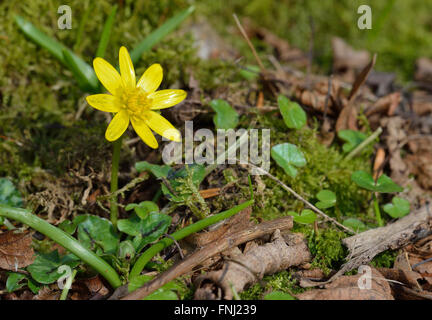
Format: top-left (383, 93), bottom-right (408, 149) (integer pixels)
top-left (247, 164), bottom-right (355, 234)
top-left (119, 216), bottom-right (294, 300)
top-left (233, 14), bottom-right (265, 72)
top-left (345, 127), bottom-right (383, 161)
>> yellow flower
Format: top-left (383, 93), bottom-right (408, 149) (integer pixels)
top-left (86, 46), bottom-right (186, 148)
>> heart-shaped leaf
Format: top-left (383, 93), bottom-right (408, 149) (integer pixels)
top-left (27, 250), bottom-right (79, 284)
top-left (383, 197), bottom-right (410, 218)
top-left (118, 212), bottom-right (171, 247)
top-left (338, 130), bottom-right (367, 153)
top-left (210, 99), bottom-right (239, 130)
top-left (162, 164), bottom-right (206, 201)
top-left (343, 218), bottom-right (367, 232)
top-left (125, 201), bottom-right (159, 220)
top-left (315, 190), bottom-right (336, 209)
top-left (6, 273), bottom-right (41, 294)
top-left (76, 215), bottom-right (120, 255)
top-left (135, 161), bottom-right (171, 178)
top-left (351, 171), bottom-right (403, 193)
top-left (287, 209), bottom-right (317, 224)
top-left (271, 143), bottom-right (306, 178)
top-left (278, 95), bottom-right (307, 129)
top-left (264, 291), bottom-right (296, 300)
top-left (0, 178), bottom-right (23, 207)
top-left (6, 273), bottom-right (27, 292)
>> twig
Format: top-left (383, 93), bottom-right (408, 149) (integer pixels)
top-left (247, 163), bottom-right (355, 234)
top-left (345, 127), bottom-right (383, 160)
top-left (233, 14), bottom-right (265, 72)
top-left (96, 175), bottom-right (148, 202)
top-left (164, 233), bottom-right (184, 259)
top-left (119, 216), bottom-right (294, 300)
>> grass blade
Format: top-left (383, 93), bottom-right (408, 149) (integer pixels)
top-left (96, 4), bottom-right (118, 58)
top-left (15, 15), bottom-right (98, 92)
top-left (130, 5), bottom-right (195, 64)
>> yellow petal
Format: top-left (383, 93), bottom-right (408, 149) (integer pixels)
top-left (105, 110), bottom-right (129, 141)
top-left (145, 111), bottom-right (181, 142)
top-left (137, 64), bottom-right (163, 93)
top-left (93, 57), bottom-right (123, 96)
top-left (86, 94), bottom-right (122, 113)
top-left (148, 89), bottom-right (187, 110)
top-left (131, 116), bottom-right (158, 149)
top-left (119, 46), bottom-right (136, 90)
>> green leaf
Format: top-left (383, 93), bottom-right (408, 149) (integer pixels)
top-left (161, 164), bottom-right (206, 201)
top-left (383, 197), bottom-right (410, 218)
top-left (27, 251), bottom-right (79, 284)
top-left (27, 278), bottom-right (42, 294)
top-left (144, 289), bottom-right (178, 300)
top-left (338, 130), bottom-right (367, 153)
top-left (351, 171), bottom-right (403, 193)
top-left (239, 65), bottom-right (260, 80)
top-left (135, 161), bottom-right (171, 178)
top-left (125, 201), bottom-right (159, 220)
top-left (118, 240), bottom-right (136, 260)
top-left (271, 143), bottom-right (306, 178)
top-left (128, 275), bottom-right (179, 300)
top-left (76, 215), bottom-right (120, 254)
top-left (343, 218), bottom-right (367, 232)
top-left (14, 16), bottom-right (98, 92)
top-left (117, 212), bottom-right (171, 245)
top-left (278, 95), bottom-right (307, 129)
top-left (264, 291), bottom-right (296, 300)
top-left (58, 220), bottom-right (77, 235)
top-left (287, 209), bottom-right (317, 224)
top-left (209, 99), bottom-right (239, 130)
top-left (62, 49), bottom-right (99, 93)
top-left (130, 6), bottom-right (195, 64)
top-left (0, 178), bottom-right (23, 207)
top-left (6, 273), bottom-right (27, 292)
top-left (96, 5), bottom-right (117, 58)
top-left (315, 190), bottom-right (336, 209)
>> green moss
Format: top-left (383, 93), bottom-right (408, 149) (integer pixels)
top-left (254, 113), bottom-right (373, 222)
top-left (240, 271), bottom-right (305, 300)
top-left (370, 250), bottom-right (397, 269)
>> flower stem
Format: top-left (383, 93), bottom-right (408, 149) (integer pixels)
top-left (373, 193), bottom-right (383, 227)
top-left (0, 204), bottom-right (122, 288)
top-left (60, 269), bottom-right (77, 300)
top-left (110, 137), bottom-right (122, 228)
top-left (130, 198), bottom-right (253, 279)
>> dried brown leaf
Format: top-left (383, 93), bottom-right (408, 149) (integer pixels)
top-left (0, 231), bottom-right (35, 271)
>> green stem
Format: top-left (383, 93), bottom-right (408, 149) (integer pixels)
top-left (130, 199), bottom-right (253, 279)
top-left (110, 137), bottom-right (122, 228)
top-left (0, 204), bottom-right (122, 288)
top-left (373, 193), bottom-right (383, 227)
top-left (60, 269), bottom-right (77, 300)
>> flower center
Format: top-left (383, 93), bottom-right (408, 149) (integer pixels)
top-left (121, 88), bottom-right (152, 116)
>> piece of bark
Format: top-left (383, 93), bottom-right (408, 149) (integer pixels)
top-left (336, 205), bottom-right (432, 280)
top-left (185, 207), bottom-right (252, 248)
top-left (115, 216), bottom-right (294, 300)
top-left (297, 268), bottom-right (393, 300)
top-left (0, 231), bottom-right (35, 271)
top-left (194, 230), bottom-right (311, 300)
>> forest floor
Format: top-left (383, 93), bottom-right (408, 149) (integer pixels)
top-left (0, 1), bottom-right (431, 300)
